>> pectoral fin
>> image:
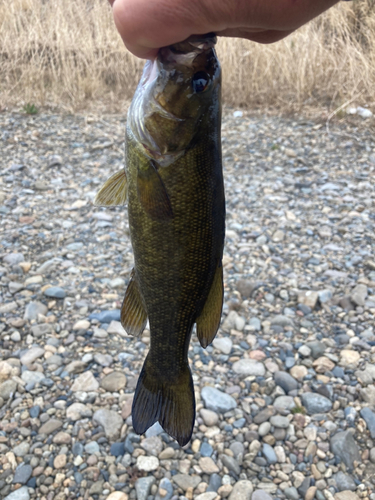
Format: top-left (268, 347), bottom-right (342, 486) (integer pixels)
top-left (137, 161), bottom-right (173, 220)
top-left (121, 270), bottom-right (147, 336)
top-left (196, 263), bottom-right (223, 348)
top-left (94, 170), bottom-right (128, 207)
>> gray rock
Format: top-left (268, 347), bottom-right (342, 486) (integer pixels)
top-left (4, 486), bottom-right (30, 500)
top-left (270, 415), bottom-right (290, 429)
top-left (302, 392), bottom-right (332, 414)
top-left (140, 436), bottom-right (163, 456)
top-left (206, 473), bottom-right (222, 492)
top-left (145, 422), bottom-right (164, 437)
top-left (271, 315), bottom-right (294, 327)
top-left (201, 386), bottom-right (237, 413)
top-left (222, 310), bottom-right (240, 332)
top-left (258, 422), bottom-right (271, 436)
top-left (274, 396), bottom-right (296, 411)
top-left (361, 385), bottom-right (375, 405)
top-left (306, 341), bottom-right (326, 359)
top-left (262, 443), bottom-right (277, 464)
top-left (36, 258), bottom-right (61, 274)
top-left (360, 407), bottom-right (375, 438)
top-left (334, 472), bottom-right (357, 492)
top-left (284, 486), bottom-right (299, 500)
top-left (249, 317), bottom-right (261, 330)
top-left (24, 301), bottom-right (48, 320)
top-left (228, 480), bottom-right (253, 500)
top-left (93, 409), bottom-right (123, 439)
top-left (251, 491), bottom-right (273, 500)
top-left (44, 286), bottom-right (66, 299)
top-left (318, 289), bottom-right (333, 303)
top-left (155, 478), bottom-right (173, 500)
top-left (21, 371), bottom-right (45, 385)
top-left (351, 284), bottom-right (367, 306)
top-left (212, 337), bottom-right (233, 354)
top-left (85, 441), bottom-right (100, 454)
top-left (20, 346), bottom-right (45, 365)
top-left (172, 474), bottom-right (201, 491)
top-left (13, 464), bottom-right (32, 484)
top-left (13, 442), bottom-right (30, 457)
top-left (274, 371), bottom-right (298, 393)
top-left (38, 418), bottom-right (63, 435)
top-left (71, 371), bottom-right (99, 392)
top-left (0, 379), bottom-right (17, 400)
top-left (89, 309), bottom-right (121, 323)
top-left (220, 454), bottom-right (240, 475)
top-left (9, 282), bottom-right (24, 294)
top-left (330, 430), bottom-right (361, 469)
top-left (45, 354), bottom-right (63, 366)
top-left (253, 407), bottom-right (275, 424)
top-left (30, 323), bottom-right (53, 338)
top-left (232, 359), bottom-right (265, 377)
top-left (10, 331), bottom-right (21, 342)
top-left (135, 476), bottom-right (155, 500)
top-left (94, 353), bottom-right (113, 366)
top-left (100, 371), bottom-right (126, 392)
top-left (3, 253), bottom-right (25, 266)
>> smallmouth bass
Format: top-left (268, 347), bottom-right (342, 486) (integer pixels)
top-left (95, 33), bottom-right (224, 446)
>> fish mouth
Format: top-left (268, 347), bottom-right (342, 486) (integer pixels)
top-left (159, 33), bottom-right (217, 67)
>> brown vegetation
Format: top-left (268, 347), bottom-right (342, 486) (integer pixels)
top-left (0, 0), bottom-right (374, 113)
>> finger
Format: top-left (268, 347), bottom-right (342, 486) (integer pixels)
top-left (112, 0), bottom-right (200, 59)
top-left (218, 28), bottom-right (296, 44)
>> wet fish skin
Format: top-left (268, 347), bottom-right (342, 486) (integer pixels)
top-left (95, 34), bottom-right (224, 446)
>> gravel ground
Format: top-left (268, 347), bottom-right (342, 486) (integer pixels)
top-left (0, 109), bottom-right (375, 500)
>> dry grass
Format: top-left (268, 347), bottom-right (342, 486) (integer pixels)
top-left (0, 0), bottom-right (374, 113)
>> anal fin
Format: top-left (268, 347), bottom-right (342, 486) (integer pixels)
top-left (121, 270), bottom-right (147, 336)
top-left (137, 160), bottom-right (173, 220)
top-left (196, 263), bottom-right (223, 348)
top-left (94, 170), bottom-right (127, 207)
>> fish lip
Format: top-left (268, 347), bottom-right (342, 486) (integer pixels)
top-left (159, 33), bottom-right (217, 68)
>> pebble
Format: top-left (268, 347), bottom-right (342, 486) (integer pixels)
top-left (135, 477), bottom-right (155, 500)
top-left (274, 371), bottom-right (298, 393)
top-left (71, 371), bottom-right (99, 391)
top-left (43, 286), bottom-right (66, 298)
top-left (213, 337), bottom-right (233, 354)
top-left (92, 409), bottom-right (123, 439)
top-left (228, 480), bottom-right (253, 500)
top-left (201, 386), bottom-right (237, 413)
top-left (4, 487), bottom-right (30, 500)
top-left (200, 408), bottom-right (219, 426)
top-left (301, 392), bottom-right (332, 414)
top-left (251, 492), bottom-right (273, 500)
top-left (23, 301), bottom-right (47, 320)
top-left (360, 407), bottom-right (375, 438)
top-left (100, 371), bottom-right (126, 391)
top-left (330, 431), bottom-right (361, 469)
top-left (13, 464), bottom-right (32, 484)
top-left (232, 359), bottom-right (265, 376)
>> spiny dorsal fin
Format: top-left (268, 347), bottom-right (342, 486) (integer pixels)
top-left (137, 161), bottom-right (173, 220)
top-left (121, 270), bottom-right (147, 336)
top-left (94, 170), bottom-right (127, 207)
top-left (196, 263), bottom-right (223, 348)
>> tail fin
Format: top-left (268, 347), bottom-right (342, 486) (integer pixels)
top-left (132, 355), bottom-right (195, 446)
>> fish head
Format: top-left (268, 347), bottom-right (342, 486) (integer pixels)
top-left (128, 33), bottom-right (221, 166)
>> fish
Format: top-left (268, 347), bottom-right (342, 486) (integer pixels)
top-left (95, 33), bottom-right (225, 446)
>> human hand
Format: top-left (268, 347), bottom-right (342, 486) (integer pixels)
top-left (108, 0), bottom-right (340, 59)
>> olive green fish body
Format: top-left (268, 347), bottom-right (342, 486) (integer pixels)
top-left (95, 34), bottom-right (224, 446)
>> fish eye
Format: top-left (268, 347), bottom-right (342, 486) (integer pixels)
top-left (192, 71), bottom-right (210, 93)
